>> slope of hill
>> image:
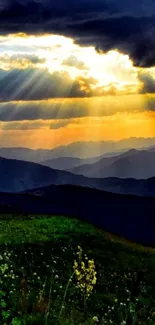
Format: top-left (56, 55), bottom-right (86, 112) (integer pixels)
top-left (70, 150), bottom-right (155, 179)
top-left (1, 214), bottom-right (155, 324)
top-left (1, 184), bottom-right (155, 246)
top-left (25, 177), bottom-right (155, 198)
top-left (0, 156), bottom-right (89, 192)
top-left (92, 177), bottom-right (155, 197)
top-left (0, 155), bottom-right (155, 197)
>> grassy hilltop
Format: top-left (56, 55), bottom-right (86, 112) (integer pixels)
top-left (0, 215), bottom-right (155, 324)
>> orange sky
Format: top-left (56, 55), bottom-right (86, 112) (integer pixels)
top-left (0, 33), bottom-right (155, 148)
top-left (0, 111), bottom-right (154, 148)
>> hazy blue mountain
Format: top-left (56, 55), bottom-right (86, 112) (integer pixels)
top-left (40, 157), bottom-right (84, 170)
top-left (0, 155), bottom-right (155, 196)
top-left (0, 147), bottom-right (50, 162)
top-left (1, 184), bottom-right (155, 246)
top-left (40, 155), bottom-right (109, 170)
top-left (148, 146), bottom-right (155, 152)
top-left (46, 138), bottom-right (155, 158)
top-left (70, 149), bottom-right (138, 175)
top-left (0, 137), bottom-right (155, 161)
top-left (0, 156), bottom-right (88, 192)
top-left (70, 150), bottom-right (155, 179)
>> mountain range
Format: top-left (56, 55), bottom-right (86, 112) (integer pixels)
top-left (69, 149), bottom-right (155, 179)
top-left (40, 157), bottom-right (100, 170)
top-left (0, 155), bottom-right (155, 197)
top-left (0, 140), bottom-right (155, 247)
top-left (40, 153), bottom-right (122, 170)
top-left (0, 156), bottom-right (86, 192)
top-left (0, 137), bottom-right (155, 162)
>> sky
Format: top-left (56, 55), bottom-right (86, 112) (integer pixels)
top-left (0, 1), bottom-right (155, 148)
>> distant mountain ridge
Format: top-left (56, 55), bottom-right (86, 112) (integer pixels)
top-left (0, 155), bottom-right (155, 197)
top-left (0, 137), bottom-right (155, 161)
top-left (70, 149), bottom-right (155, 179)
top-left (40, 155), bottom-right (110, 170)
top-left (0, 156), bottom-right (85, 192)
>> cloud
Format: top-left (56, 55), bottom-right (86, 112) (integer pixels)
top-left (139, 72), bottom-right (155, 94)
top-left (0, 53), bottom-right (45, 70)
top-left (0, 1), bottom-right (155, 67)
top-left (0, 94), bottom-right (151, 121)
top-left (0, 66), bottom-right (130, 102)
top-left (0, 100), bottom-right (89, 121)
top-left (7, 53), bottom-right (45, 64)
top-left (0, 118), bottom-right (80, 130)
top-left (0, 120), bottom-right (49, 130)
top-left (62, 55), bottom-right (88, 70)
top-left (50, 120), bottom-right (70, 129)
top-left (0, 67), bottom-right (94, 101)
top-left (49, 118), bottom-right (82, 129)
top-left (137, 73), bottom-right (155, 110)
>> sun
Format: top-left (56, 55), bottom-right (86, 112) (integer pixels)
top-left (1, 32), bottom-right (139, 91)
top-left (45, 37), bottom-right (138, 88)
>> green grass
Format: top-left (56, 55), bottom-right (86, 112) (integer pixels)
top-left (0, 215), bottom-right (155, 324)
top-left (0, 215), bottom-right (98, 244)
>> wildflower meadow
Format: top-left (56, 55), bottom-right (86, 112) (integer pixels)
top-left (0, 215), bottom-right (154, 324)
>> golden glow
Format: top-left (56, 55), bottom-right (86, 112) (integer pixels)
top-left (0, 32), bottom-right (155, 148)
top-left (0, 111), bottom-right (155, 149)
top-left (0, 32), bottom-right (139, 93)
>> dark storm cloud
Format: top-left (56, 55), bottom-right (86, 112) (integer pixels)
top-left (0, 68), bottom-right (93, 101)
top-left (139, 73), bottom-right (155, 94)
top-left (138, 72), bottom-right (155, 111)
top-left (0, 0), bottom-right (155, 67)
